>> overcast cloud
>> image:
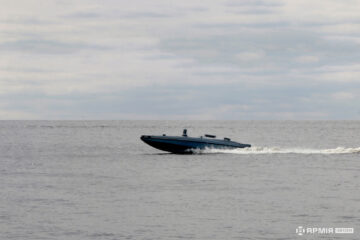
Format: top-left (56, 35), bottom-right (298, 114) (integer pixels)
top-left (1, 0), bottom-right (360, 119)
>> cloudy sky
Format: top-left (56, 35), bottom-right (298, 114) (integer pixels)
top-left (1, 0), bottom-right (360, 120)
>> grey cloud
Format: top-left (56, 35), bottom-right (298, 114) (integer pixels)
top-left (195, 21), bottom-right (290, 29)
top-left (189, 7), bottom-right (208, 12)
top-left (64, 12), bottom-right (101, 19)
top-left (226, 0), bottom-right (283, 7)
top-left (225, 0), bottom-right (282, 15)
top-left (0, 39), bottom-right (110, 54)
top-left (124, 83), bottom-right (360, 119)
top-left (1, 17), bottom-right (58, 25)
top-left (160, 28), bottom-right (360, 72)
top-left (1, 0), bottom-right (360, 119)
top-left (228, 9), bottom-right (279, 15)
top-left (0, 66), bottom-right (54, 73)
top-left (120, 12), bottom-right (177, 19)
top-left (1, 80), bottom-right (359, 119)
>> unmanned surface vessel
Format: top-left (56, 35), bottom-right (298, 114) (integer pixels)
top-left (141, 129), bottom-right (251, 154)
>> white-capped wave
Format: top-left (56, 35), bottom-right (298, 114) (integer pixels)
top-left (202, 146), bottom-right (360, 154)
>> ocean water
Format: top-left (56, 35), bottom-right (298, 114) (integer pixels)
top-left (0, 120), bottom-right (359, 240)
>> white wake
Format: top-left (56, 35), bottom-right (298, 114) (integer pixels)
top-left (202, 146), bottom-right (360, 154)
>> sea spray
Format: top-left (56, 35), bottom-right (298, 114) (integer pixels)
top-left (201, 146), bottom-right (360, 154)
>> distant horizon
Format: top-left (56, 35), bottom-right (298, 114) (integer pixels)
top-left (1, 119), bottom-right (360, 121)
top-left (1, 1), bottom-right (360, 120)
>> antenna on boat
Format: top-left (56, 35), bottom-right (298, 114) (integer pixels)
top-left (182, 129), bottom-right (187, 137)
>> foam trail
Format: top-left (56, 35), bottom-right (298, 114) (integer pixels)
top-left (203, 146), bottom-right (360, 154)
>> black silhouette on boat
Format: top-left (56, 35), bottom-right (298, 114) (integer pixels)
top-left (141, 129), bottom-right (251, 154)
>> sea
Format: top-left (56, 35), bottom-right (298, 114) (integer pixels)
top-left (0, 120), bottom-right (359, 240)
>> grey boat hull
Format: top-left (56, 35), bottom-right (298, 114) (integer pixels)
top-left (141, 135), bottom-right (251, 154)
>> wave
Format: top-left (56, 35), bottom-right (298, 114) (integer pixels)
top-left (201, 146), bottom-right (360, 154)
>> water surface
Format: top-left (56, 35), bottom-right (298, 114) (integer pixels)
top-left (1, 121), bottom-right (359, 239)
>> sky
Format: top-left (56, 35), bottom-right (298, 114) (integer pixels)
top-left (1, 0), bottom-right (360, 120)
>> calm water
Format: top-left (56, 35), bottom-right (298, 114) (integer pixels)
top-left (0, 121), bottom-right (359, 239)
